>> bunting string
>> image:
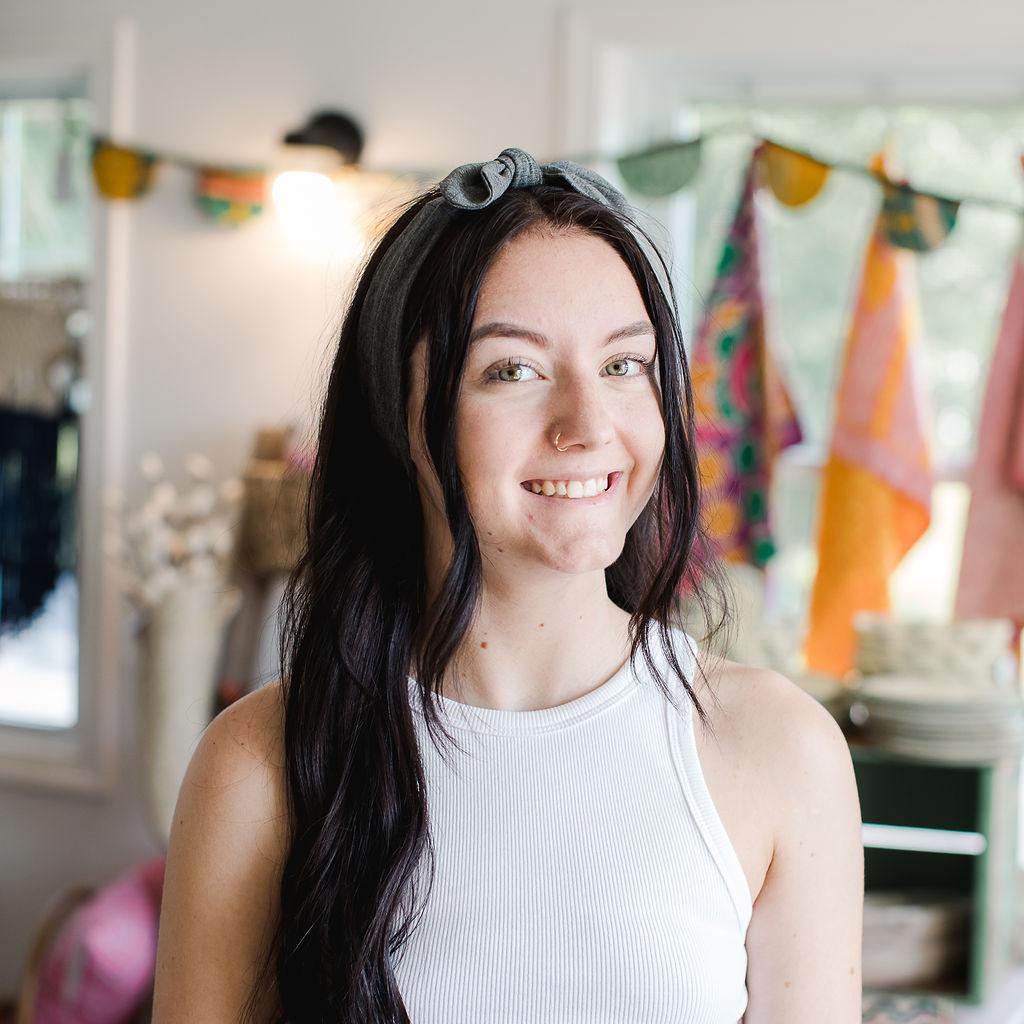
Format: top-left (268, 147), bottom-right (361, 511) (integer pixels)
top-left (88, 120), bottom-right (1024, 224)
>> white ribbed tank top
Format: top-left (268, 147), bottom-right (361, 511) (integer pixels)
top-left (395, 621), bottom-right (753, 1024)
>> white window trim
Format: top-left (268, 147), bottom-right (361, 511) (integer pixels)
top-left (0, 19), bottom-right (135, 796)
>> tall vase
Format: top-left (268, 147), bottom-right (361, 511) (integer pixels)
top-left (137, 574), bottom-right (242, 846)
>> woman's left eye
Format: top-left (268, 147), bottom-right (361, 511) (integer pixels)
top-left (604, 356), bottom-right (649, 377)
top-left (484, 355), bottom-right (652, 384)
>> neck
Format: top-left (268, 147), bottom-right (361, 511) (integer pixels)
top-left (423, 579), bottom-right (635, 712)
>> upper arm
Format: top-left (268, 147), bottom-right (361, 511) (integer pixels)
top-left (742, 673), bottom-right (864, 1024)
top-left (152, 681), bottom-right (289, 1023)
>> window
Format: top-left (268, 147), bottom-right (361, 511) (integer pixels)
top-left (612, 101), bottom-right (1024, 642)
top-left (0, 95), bottom-right (92, 280)
top-left (0, 94), bottom-right (92, 729)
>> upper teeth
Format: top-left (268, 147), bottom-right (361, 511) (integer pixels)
top-left (524, 476), bottom-right (610, 498)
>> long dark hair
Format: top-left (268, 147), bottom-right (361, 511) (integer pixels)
top-left (241, 181), bottom-right (732, 1023)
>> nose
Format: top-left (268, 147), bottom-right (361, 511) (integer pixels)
top-left (547, 373), bottom-right (615, 451)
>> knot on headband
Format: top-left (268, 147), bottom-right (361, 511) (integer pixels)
top-left (357, 146), bottom-right (669, 471)
top-left (438, 146), bottom-right (632, 215)
top-left (439, 147), bottom-right (544, 209)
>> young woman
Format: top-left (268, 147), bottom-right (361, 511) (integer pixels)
top-left (152, 148), bottom-right (863, 1024)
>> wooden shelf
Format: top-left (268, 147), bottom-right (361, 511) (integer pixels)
top-left (849, 737), bottom-right (1020, 1006)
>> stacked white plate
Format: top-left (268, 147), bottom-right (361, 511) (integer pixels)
top-left (850, 676), bottom-right (1024, 763)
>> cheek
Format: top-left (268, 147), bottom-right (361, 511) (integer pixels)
top-left (454, 399), bottom-right (529, 492)
top-left (629, 391), bottom-right (667, 454)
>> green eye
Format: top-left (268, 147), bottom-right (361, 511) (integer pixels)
top-left (603, 356), bottom-right (652, 379)
top-left (484, 354), bottom-right (652, 384)
top-left (491, 360), bottom-right (540, 383)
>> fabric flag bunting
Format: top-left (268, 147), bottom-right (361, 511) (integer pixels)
top-left (691, 142), bottom-right (804, 569)
top-left (880, 180), bottom-right (960, 253)
top-left (804, 151), bottom-right (934, 679)
top-left (954, 224), bottom-right (1024, 650)
top-left (760, 142), bottom-right (831, 208)
top-left (92, 137), bottom-right (158, 199)
top-left (616, 138), bottom-right (702, 198)
top-left (194, 167), bottom-right (267, 224)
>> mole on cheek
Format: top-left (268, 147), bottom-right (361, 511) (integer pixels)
top-left (481, 641), bottom-right (488, 649)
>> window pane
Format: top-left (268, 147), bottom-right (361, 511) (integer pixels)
top-left (0, 94), bottom-right (90, 728)
top-left (0, 96), bottom-right (92, 280)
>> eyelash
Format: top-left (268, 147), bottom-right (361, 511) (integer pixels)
top-left (484, 353), bottom-right (654, 385)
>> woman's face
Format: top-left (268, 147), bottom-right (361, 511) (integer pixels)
top-left (407, 227), bottom-right (666, 580)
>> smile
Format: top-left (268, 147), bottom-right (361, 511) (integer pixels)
top-left (520, 471), bottom-right (623, 503)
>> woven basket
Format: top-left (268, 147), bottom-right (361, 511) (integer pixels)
top-left (852, 613), bottom-right (1017, 685)
top-left (238, 459), bottom-right (310, 577)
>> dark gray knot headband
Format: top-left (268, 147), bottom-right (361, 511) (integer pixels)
top-left (357, 146), bottom-right (672, 470)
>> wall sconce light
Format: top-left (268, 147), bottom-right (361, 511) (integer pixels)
top-left (278, 110), bottom-right (364, 173)
top-left (271, 110), bottom-right (366, 259)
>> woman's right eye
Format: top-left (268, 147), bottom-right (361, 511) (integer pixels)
top-left (485, 358), bottom-right (541, 384)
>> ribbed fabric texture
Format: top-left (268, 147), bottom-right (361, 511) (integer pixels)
top-left (395, 621), bottom-right (753, 1024)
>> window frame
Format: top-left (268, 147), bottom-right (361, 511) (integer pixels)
top-left (0, 19), bottom-right (135, 796)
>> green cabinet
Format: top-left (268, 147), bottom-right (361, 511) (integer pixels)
top-left (850, 740), bottom-right (1020, 1006)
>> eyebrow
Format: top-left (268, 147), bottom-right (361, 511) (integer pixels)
top-left (467, 319), bottom-right (656, 349)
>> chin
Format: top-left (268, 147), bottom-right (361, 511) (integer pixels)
top-left (537, 537), bottom-right (627, 574)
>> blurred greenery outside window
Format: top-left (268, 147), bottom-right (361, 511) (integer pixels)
top-left (0, 95), bottom-right (92, 281)
top-left (612, 104), bottom-right (1024, 642)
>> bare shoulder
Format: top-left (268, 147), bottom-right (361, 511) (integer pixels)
top-left (217, 677), bottom-right (287, 769)
top-left (177, 678), bottom-right (288, 818)
top-left (689, 650), bottom-right (856, 893)
top-left (168, 677), bottom-right (288, 845)
top-left (151, 680), bottom-right (289, 1022)
top-left (694, 654), bottom-right (864, 1021)
top-left (693, 649), bottom-right (848, 765)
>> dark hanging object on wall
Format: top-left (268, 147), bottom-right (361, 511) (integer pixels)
top-left (282, 110), bottom-right (364, 166)
top-left (0, 405), bottom-right (78, 631)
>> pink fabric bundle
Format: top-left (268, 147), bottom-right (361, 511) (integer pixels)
top-left (954, 239), bottom-right (1024, 648)
top-left (32, 854), bottom-right (166, 1024)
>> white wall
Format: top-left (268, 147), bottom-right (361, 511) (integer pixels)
top-left (2, 0), bottom-right (1023, 994)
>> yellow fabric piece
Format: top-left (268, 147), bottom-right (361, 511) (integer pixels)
top-left (805, 455), bottom-right (930, 677)
top-left (804, 149), bottom-right (932, 678)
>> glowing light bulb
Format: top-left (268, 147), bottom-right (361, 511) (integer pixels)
top-left (271, 170), bottom-right (363, 261)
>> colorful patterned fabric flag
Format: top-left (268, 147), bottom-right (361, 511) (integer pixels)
top-left (194, 166), bottom-right (267, 224)
top-left (804, 152), bottom-right (934, 678)
top-left (954, 230), bottom-right (1024, 648)
top-left (880, 181), bottom-right (960, 253)
top-left (691, 143), bottom-right (804, 568)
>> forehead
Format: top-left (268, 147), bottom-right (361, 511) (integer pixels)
top-left (471, 229), bottom-right (650, 330)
